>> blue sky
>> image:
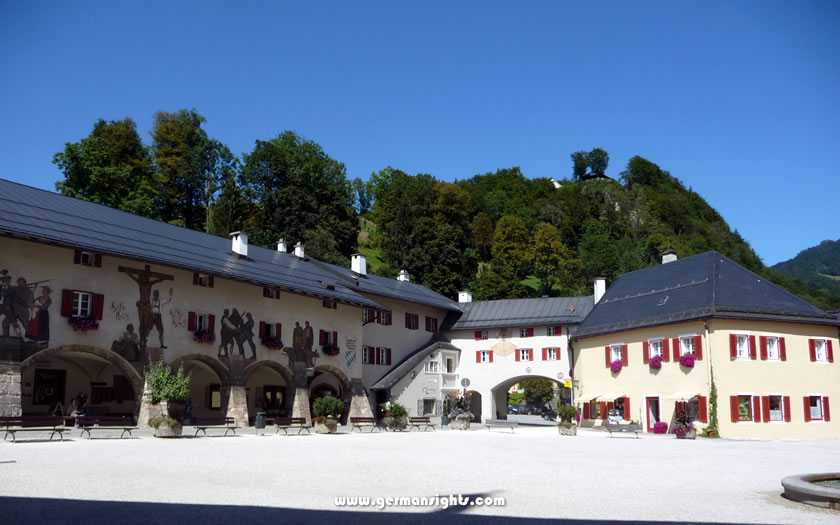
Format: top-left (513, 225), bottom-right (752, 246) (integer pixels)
top-left (1, 1), bottom-right (838, 265)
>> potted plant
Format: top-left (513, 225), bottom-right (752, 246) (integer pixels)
top-left (448, 395), bottom-right (472, 430)
top-left (145, 359), bottom-right (190, 437)
top-left (610, 360), bottom-right (623, 373)
top-left (649, 354), bottom-right (662, 370)
top-left (653, 421), bottom-right (668, 434)
top-left (556, 404), bottom-right (577, 436)
top-left (382, 401), bottom-right (408, 431)
top-left (312, 395), bottom-right (343, 434)
top-left (674, 403), bottom-right (696, 439)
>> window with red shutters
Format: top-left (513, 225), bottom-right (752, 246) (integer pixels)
top-left (748, 335), bottom-right (757, 360)
top-left (783, 396), bottom-right (791, 422)
top-left (188, 311), bottom-right (196, 331)
top-left (730, 396), bottom-right (739, 423)
top-left (698, 396), bottom-right (708, 423)
top-left (623, 397), bottom-right (631, 420)
top-left (621, 345), bottom-right (628, 366)
top-left (643, 341), bottom-right (650, 364)
top-left (259, 321), bottom-right (266, 338)
top-left (489, 350), bottom-right (494, 363)
top-left (824, 397), bottom-right (831, 421)
top-left (662, 338), bottom-right (670, 362)
top-left (761, 396), bottom-right (770, 422)
top-left (779, 337), bottom-right (787, 361)
top-left (694, 335), bottom-right (703, 360)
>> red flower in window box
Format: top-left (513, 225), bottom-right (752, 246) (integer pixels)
top-left (68, 316), bottom-right (99, 333)
top-left (610, 360), bottom-right (623, 373)
top-left (193, 330), bottom-right (216, 344)
top-left (322, 344), bottom-right (340, 357)
top-left (260, 337), bottom-right (284, 350)
top-left (649, 355), bottom-right (663, 369)
top-left (679, 355), bottom-right (695, 368)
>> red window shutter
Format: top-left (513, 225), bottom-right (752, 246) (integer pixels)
top-left (529, 349), bottom-right (534, 361)
top-left (188, 312), bottom-right (196, 331)
top-left (672, 338), bottom-right (679, 358)
top-left (803, 397), bottom-right (811, 422)
top-left (208, 276), bottom-right (214, 288)
top-left (406, 314), bottom-right (411, 329)
top-left (515, 349), bottom-right (521, 362)
top-left (94, 254), bottom-right (102, 267)
top-left (259, 321), bottom-right (266, 339)
top-left (386, 348), bottom-right (392, 366)
top-left (623, 398), bottom-right (631, 420)
top-left (779, 337), bottom-right (787, 361)
top-left (824, 397), bottom-right (831, 421)
top-left (761, 396), bottom-right (770, 423)
top-left (607, 401), bottom-right (615, 412)
top-left (828, 341), bottom-right (835, 363)
top-left (208, 315), bottom-right (215, 333)
top-left (557, 347), bottom-right (561, 361)
top-left (698, 396), bottom-right (708, 423)
top-left (752, 396), bottom-right (760, 422)
top-left (554, 326), bottom-right (562, 336)
top-left (333, 331), bottom-right (339, 348)
top-left (621, 345), bottom-right (628, 366)
top-left (474, 331), bottom-right (482, 340)
top-left (729, 334), bottom-right (737, 359)
top-left (61, 289), bottom-right (74, 317)
top-left (600, 402), bottom-right (607, 419)
top-left (193, 272), bottom-right (199, 285)
top-left (583, 403), bottom-right (590, 420)
top-left (74, 250), bottom-right (81, 264)
top-left (319, 330), bottom-right (326, 345)
top-left (643, 341), bottom-right (650, 364)
top-left (663, 338), bottom-right (670, 362)
top-left (759, 336), bottom-right (767, 360)
top-left (749, 336), bottom-right (757, 360)
top-left (730, 396), bottom-right (739, 423)
top-left (488, 350), bottom-right (494, 363)
top-left (92, 293), bottom-right (104, 320)
top-left (276, 323), bottom-right (282, 340)
top-left (542, 348), bottom-right (547, 361)
top-left (263, 287), bottom-right (270, 298)
top-left (476, 351), bottom-right (481, 363)
top-left (274, 288), bottom-right (281, 299)
top-left (605, 347), bottom-right (611, 367)
top-left (809, 339), bottom-right (816, 361)
top-left (783, 396), bottom-right (791, 422)
top-left (694, 335), bottom-right (702, 360)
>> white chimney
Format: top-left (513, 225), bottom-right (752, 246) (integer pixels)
top-left (662, 249), bottom-right (678, 264)
top-left (594, 278), bottom-right (606, 304)
top-left (277, 239), bottom-right (287, 253)
top-left (458, 291), bottom-right (472, 303)
top-left (351, 253), bottom-right (367, 276)
top-left (398, 270), bottom-right (410, 282)
top-left (294, 242), bottom-right (305, 259)
top-left (230, 231), bottom-right (248, 258)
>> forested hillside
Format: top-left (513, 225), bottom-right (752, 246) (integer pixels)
top-left (52, 111), bottom-right (840, 310)
top-left (773, 240), bottom-right (840, 298)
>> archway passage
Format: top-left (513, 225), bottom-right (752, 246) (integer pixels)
top-left (488, 374), bottom-right (564, 423)
top-left (244, 360), bottom-right (293, 423)
top-left (19, 345), bottom-right (144, 421)
top-left (167, 354), bottom-right (230, 423)
top-left (467, 390), bottom-right (482, 423)
top-left (308, 365), bottom-right (352, 424)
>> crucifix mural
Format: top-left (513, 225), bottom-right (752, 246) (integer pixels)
top-left (118, 264), bottom-right (174, 351)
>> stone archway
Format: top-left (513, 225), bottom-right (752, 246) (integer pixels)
top-left (167, 353), bottom-right (230, 386)
top-left (308, 365), bottom-right (354, 424)
top-left (244, 360), bottom-right (294, 418)
top-left (488, 374), bottom-right (562, 421)
top-left (161, 353), bottom-right (234, 424)
top-left (309, 365), bottom-right (352, 399)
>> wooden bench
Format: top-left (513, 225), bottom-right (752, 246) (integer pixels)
top-left (1, 416), bottom-right (68, 442)
top-left (273, 417), bottom-right (310, 435)
top-left (193, 417), bottom-right (239, 437)
top-left (606, 423), bottom-right (642, 438)
top-left (349, 417), bottom-right (380, 433)
top-left (408, 416), bottom-right (435, 432)
top-left (485, 419), bottom-right (518, 433)
top-left (77, 416), bottom-right (137, 439)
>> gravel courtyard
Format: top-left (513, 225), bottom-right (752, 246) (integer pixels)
top-left (0, 425), bottom-right (837, 524)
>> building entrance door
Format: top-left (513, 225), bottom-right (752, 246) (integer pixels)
top-left (646, 396), bottom-right (660, 433)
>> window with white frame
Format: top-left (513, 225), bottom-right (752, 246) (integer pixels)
top-left (737, 395), bottom-right (752, 421)
top-left (815, 340), bottom-right (827, 362)
top-left (649, 339), bottom-right (663, 358)
top-left (479, 330), bottom-right (488, 340)
top-left (72, 291), bottom-right (92, 318)
top-left (480, 350), bottom-right (491, 363)
top-left (363, 309), bottom-right (372, 323)
top-left (265, 323), bottom-right (278, 338)
top-left (547, 348), bottom-right (558, 361)
top-left (378, 347), bottom-right (388, 364)
top-left (362, 346), bottom-right (373, 364)
top-left (79, 251), bottom-right (93, 266)
top-left (610, 345), bottom-right (623, 362)
top-left (519, 348), bottom-right (531, 361)
top-left (768, 395), bottom-right (783, 421)
top-left (547, 326), bottom-right (557, 336)
top-left (196, 314), bottom-right (210, 332)
top-left (808, 396), bottom-right (823, 420)
top-left (378, 311), bottom-right (391, 326)
top-left (196, 273), bottom-right (210, 287)
top-left (406, 313), bottom-right (419, 330)
top-left (519, 328), bottom-right (528, 338)
top-left (736, 335), bottom-right (749, 359)
top-left (680, 337), bottom-right (695, 356)
top-left (424, 360), bottom-right (440, 374)
top-left (445, 357), bottom-right (455, 373)
top-left (766, 337), bottom-right (780, 361)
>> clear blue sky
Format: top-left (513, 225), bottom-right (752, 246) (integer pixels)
top-left (1, 1), bottom-right (838, 266)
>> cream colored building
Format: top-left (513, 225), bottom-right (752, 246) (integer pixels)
top-left (572, 251), bottom-right (839, 439)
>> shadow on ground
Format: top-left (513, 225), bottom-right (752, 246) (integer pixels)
top-left (0, 496), bottom-right (738, 525)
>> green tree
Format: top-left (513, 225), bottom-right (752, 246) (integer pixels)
top-left (208, 165), bottom-right (252, 237)
top-left (241, 131), bottom-right (359, 262)
top-left (491, 215), bottom-right (532, 281)
top-left (570, 151), bottom-right (588, 180)
top-left (521, 378), bottom-right (556, 408)
top-left (469, 268), bottom-right (531, 301)
top-left (54, 118), bottom-right (158, 217)
top-left (352, 177), bottom-right (374, 215)
top-left (532, 222), bottom-right (574, 296)
top-left (471, 212), bottom-right (494, 261)
top-left (586, 148), bottom-right (609, 176)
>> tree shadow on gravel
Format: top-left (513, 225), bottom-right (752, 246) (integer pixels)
top-left (0, 497), bottom-right (738, 525)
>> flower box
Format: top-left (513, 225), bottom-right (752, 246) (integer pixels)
top-left (68, 316), bottom-right (99, 333)
top-left (649, 354), bottom-right (662, 369)
top-left (322, 344), bottom-right (340, 357)
top-left (610, 360), bottom-right (623, 373)
top-left (193, 330), bottom-right (216, 344)
top-left (679, 355), bottom-right (695, 368)
top-left (261, 337), bottom-right (284, 350)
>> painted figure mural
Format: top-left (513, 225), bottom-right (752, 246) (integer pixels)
top-left (1, 270), bottom-right (51, 344)
top-left (286, 321), bottom-right (317, 368)
top-left (218, 308), bottom-right (257, 359)
top-left (111, 323), bottom-right (140, 362)
top-left (118, 264), bottom-right (174, 350)
top-left (25, 285), bottom-right (52, 343)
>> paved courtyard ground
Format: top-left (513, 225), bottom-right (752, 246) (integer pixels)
top-left (0, 422), bottom-right (838, 524)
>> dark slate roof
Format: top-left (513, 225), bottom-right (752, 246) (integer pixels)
top-left (310, 260), bottom-right (462, 313)
top-left (0, 179), bottom-right (388, 310)
top-left (450, 296), bottom-right (594, 330)
top-left (575, 251), bottom-right (840, 339)
top-left (371, 335), bottom-right (460, 390)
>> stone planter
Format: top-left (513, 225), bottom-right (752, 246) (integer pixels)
top-left (383, 416), bottom-right (407, 432)
top-left (314, 418), bottom-right (338, 434)
top-left (557, 422), bottom-right (577, 436)
top-left (676, 429), bottom-right (696, 440)
top-left (153, 420), bottom-right (183, 438)
top-left (450, 414), bottom-right (471, 430)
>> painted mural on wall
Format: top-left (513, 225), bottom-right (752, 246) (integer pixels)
top-left (285, 321), bottom-right (317, 368)
top-left (110, 323), bottom-right (140, 362)
top-left (118, 264), bottom-right (174, 351)
top-left (218, 308), bottom-right (257, 359)
top-left (1, 269), bottom-right (52, 345)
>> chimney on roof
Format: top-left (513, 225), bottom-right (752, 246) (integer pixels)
top-left (398, 270), bottom-right (410, 282)
top-left (277, 239), bottom-right (287, 253)
top-left (351, 253), bottom-right (367, 276)
top-left (662, 248), bottom-right (678, 264)
top-left (230, 231), bottom-right (248, 258)
top-left (458, 291), bottom-right (472, 303)
top-left (294, 242), bottom-right (305, 259)
top-left (594, 277), bottom-right (606, 304)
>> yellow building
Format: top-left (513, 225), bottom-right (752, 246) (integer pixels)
top-left (572, 250), bottom-right (838, 439)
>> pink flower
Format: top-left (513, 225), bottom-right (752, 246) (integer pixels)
top-left (649, 354), bottom-right (662, 369)
top-left (610, 360), bottom-right (623, 373)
